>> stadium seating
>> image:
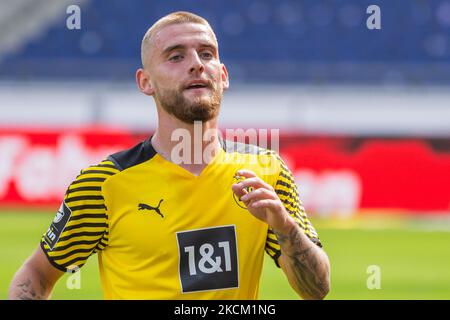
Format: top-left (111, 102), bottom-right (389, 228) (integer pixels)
top-left (0, 0), bottom-right (449, 83)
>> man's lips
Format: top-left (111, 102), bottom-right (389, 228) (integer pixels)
top-left (184, 80), bottom-right (211, 90)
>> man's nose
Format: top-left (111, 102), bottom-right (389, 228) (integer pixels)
top-left (189, 52), bottom-right (204, 74)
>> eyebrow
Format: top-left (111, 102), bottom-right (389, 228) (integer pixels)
top-left (162, 42), bottom-right (217, 56)
top-left (162, 44), bottom-right (185, 56)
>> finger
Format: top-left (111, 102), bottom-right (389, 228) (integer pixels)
top-left (235, 169), bottom-right (257, 179)
top-left (232, 179), bottom-right (262, 201)
top-left (236, 177), bottom-right (274, 192)
top-left (231, 183), bottom-right (249, 199)
top-left (241, 188), bottom-right (277, 203)
top-left (248, 199), bottom-right (279, 210)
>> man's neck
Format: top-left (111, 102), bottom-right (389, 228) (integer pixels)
top-left (151, 116), bottom-right (221, 176)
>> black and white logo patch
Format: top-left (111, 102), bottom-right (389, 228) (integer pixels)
top-left (44, 202), bottom-right (72, 250)
top-left (176, 225), bottom-right (239, 293)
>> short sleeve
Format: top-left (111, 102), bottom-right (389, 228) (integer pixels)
top-left (265, 155), bottom-right (322, 268)
top-left (40, 160), bottom-right (119, 272)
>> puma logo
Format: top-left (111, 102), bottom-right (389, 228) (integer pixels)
top-left (138, 199), bottom-right (164, 218)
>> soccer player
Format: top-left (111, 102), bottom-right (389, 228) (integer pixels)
top-left (8, 11), bottom-right (330, 300)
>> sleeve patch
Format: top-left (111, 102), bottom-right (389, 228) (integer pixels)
top-left (43, 202), bottom-right (72, 250)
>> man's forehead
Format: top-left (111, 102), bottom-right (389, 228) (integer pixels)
top-left (152, 23), bottom-right (217, 51)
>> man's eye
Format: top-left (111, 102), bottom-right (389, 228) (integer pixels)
top-left (200, 52), bottom-right (213, 59)
top-left (169, 55), bottom-right (182, 61)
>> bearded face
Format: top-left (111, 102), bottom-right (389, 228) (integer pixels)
top-left (140, 22), bottom-right (229, 123)
top-left (154, 77), bottom-right (223, 124)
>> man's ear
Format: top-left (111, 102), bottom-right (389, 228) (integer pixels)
top-left (136, 68), bottom-right (155, 96)
top-left (221, 63), bottom-right (229, 91)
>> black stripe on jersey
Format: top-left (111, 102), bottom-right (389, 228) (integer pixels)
top-left (284, 207), bottom-right (298, 217)
top-left (53, 248), bottom-right (94, 262)
top-left (63, 223), bottom-right (107, 232)
top-left (93, 163), bottom-right (117, 169)
top-left (61, 255), bottom-right (91, 269)
top-left (310, 237), bottom-right (323, 248)
top-left (58, 231), bottom-right (108, 242)
top-left (279, 171), bottom-right (294, 183)
top-left (276, 189), bottom-right (299, 203)
top-left (69, 204), bottom-right (106, 212)
top-left (51, 239), bottom-right (104, 252)
top-left (108, 137), bottom-right (157, 171)
top-left (292, 212), bottom-right (309, 225)
top-left (265, 236), bottom-right (279, 245)
top-left (265, 239), bottom-right (278, 248)
top-left (266, 249), bottom-right (279, 260)
top-left (65, 195), bottom-right (104, 203)
top-left (265, 240), bottom-right (280, 252)
top-left (66, 186), bottom-right (102, 194)
top-left (277, 193), bottom-right (300, 206)
top-left (275, 188), bottom-right (297, 199)
top-left (40, 242), bottom-right (67, 272)
top-left (279, 196), bottom-right (300, 209)
top-left (70, 177), bottom-right (106, 185)
top-left (280, 197), bottom-right (300, 211)
top-left (291, 216), bottom-right (308, 230)
top-left (265, 248), bottom-right (278, 260)
top-left (96, 239), bottom-right (108, 250)
top-left (275, 180), bottom-right (294, 189)
top-left (81, 169), bottom-right (116, 175)
top-left (280, 162), bottom-right (290, 172)
top-left (68, 213), bottom-right (107, 221)
top-left (272, 250), bottom-right (282, 267)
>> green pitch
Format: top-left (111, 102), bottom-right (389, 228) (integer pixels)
top-left (1, 210), bottom-right (450, 300)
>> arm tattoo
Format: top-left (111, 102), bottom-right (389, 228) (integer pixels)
top-left (275, 226), bottom-right (329, 299)
top-left (16, 278), bottom-right (46, 300)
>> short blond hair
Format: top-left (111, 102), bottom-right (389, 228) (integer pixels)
top-left (141, 11), bottom-right (218, 68)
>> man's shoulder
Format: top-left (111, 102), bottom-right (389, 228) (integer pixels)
top-left (107, 137), bottom-right (157, 171)
top-left (70, 138), bottom-right (156, 186)
top-left (220, 139), bottom-right (277, 156)
top-left (220, 139), bottom-right (284, 177)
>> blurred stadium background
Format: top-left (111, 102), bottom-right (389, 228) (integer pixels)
top-left (0, 0), bottom-right (449, 299)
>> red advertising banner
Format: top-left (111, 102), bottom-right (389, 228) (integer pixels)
top-left (281, 137), bottom-right (450, 216)
top-left (0, 128), bottom-right (449, 216)
top-left (0, 127), bottom-right (136, 207)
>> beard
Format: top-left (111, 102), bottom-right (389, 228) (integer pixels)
top-left (154, 80), bottom-right (222, 124)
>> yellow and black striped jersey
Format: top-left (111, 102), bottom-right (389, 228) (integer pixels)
top-left (40, 137), bottom-right (321, 299)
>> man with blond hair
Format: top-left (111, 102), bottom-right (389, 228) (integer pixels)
top-left (9, 11), bottom-right (330, 300)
